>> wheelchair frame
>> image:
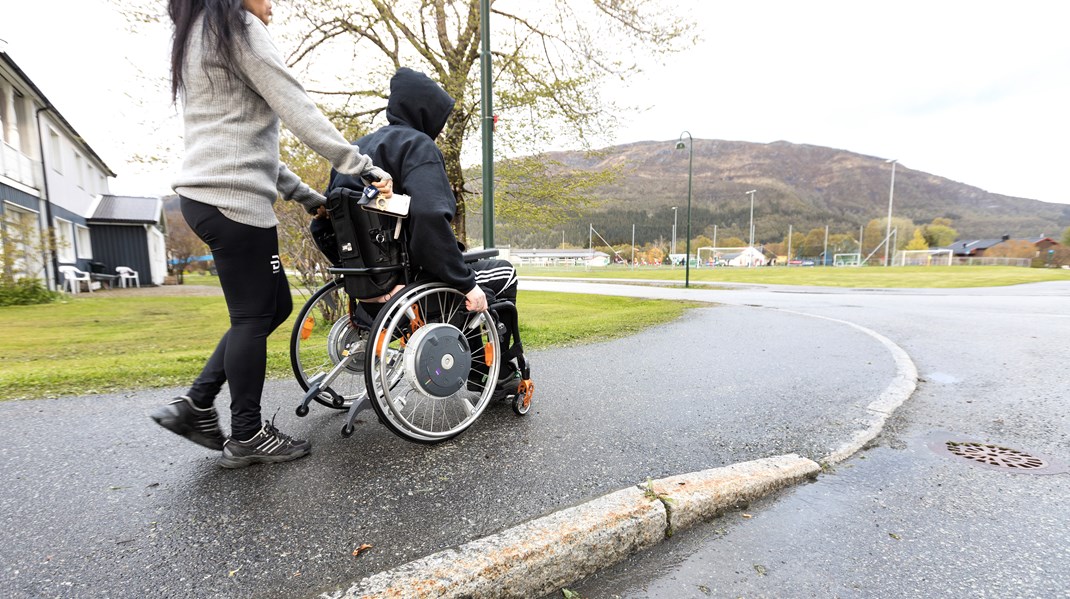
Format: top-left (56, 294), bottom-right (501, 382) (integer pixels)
top-left (289, 248), bottom-right (533, 444)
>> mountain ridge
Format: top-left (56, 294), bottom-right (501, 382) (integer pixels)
top-left (506, 139), bottom-right (1069, 247)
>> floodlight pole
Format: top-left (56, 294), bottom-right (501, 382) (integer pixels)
top-left (884, 159), bottom-right (897, 266)
top-left (746, 189), bottom-right (757, 249)
top-left (671, 206), bottom-right (678, 268)
top-left (746, 189), bottom-right (757, 267)
top-left (787, 224), bottom-right (793, 266)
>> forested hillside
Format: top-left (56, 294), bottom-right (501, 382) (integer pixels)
top-left (478, 139), bottom-right (1070, 250)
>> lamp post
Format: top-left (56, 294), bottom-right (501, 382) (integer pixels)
top-left (479, 0), bottom-right (494, 248)
top-left (675, 132), bottom-right (693, 288)
top-left (883, 159), bottom-right (897, 266)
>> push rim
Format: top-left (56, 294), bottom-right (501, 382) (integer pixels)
top-left (365, 283), bottom-right (500, 443)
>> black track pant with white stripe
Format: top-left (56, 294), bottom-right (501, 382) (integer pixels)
top-left (471, 259), bottom-right (518, 303)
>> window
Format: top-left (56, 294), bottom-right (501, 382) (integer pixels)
top-left (76, 225), bottom-right (93, 259)
top-left (55, 218), bottom-right (75, 263)
top-left (74, 153), bottom-right (85, 189)
top-left (14, 92), bottom-right (32, 154)
top-left (4, 203), bottom-right (44, 278)
top-left (49, 129), bottom-right (62, 173)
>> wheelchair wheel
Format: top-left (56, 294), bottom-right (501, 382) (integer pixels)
top-left (290, 278), bottom-right (369, 409)
top-left (364, 282), bottom-right (501, 444)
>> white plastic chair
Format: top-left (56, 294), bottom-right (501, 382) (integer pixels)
top-left (59, 265), bottom-right (92, 294)
top-left (116, 266), bottom-right (140, 288)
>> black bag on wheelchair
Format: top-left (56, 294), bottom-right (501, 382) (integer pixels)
top-left (323, 186), bottom-right (406, 301)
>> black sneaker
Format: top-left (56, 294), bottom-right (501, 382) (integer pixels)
top-left (150, 396), bottom-right (225, 450)
top-left (218, 421), bottom-right (311, 469)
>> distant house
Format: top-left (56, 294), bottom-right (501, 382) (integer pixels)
top-left (511, 249), bottom-right (611, 267)
top-left (1, 44), bottom-right (118, 289)
top-left (945, 236), bottom-right (1012, 257)
top-left (945, 235), bottom-right (1061, 258)
top-left (87, 195), bottom-right (167, 285)
top-left (1027, 236), bottom-right (1061, 254)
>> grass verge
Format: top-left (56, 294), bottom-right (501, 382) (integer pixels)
top-left (517, 265), bottom-right (1070, 288)
top-left (0, 290), bottom-right (699, 400)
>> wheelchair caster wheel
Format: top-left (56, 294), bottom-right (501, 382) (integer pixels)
top-left (512, 379), bottom-right (534, 416)
top-left (341, 424), bottom-right (355, 437)
top-left (296, 405), bottom-right (310, 417)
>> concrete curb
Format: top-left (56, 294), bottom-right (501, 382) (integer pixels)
top-left (771, 309), bottom-right (918, 465)
top-left (322, 298), bottom-right (918, 599)
top-left (324, 455), bottom-right (819, 599)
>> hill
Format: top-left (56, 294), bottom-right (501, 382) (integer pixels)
top-left (493, 139), bottom-right (1070, 248)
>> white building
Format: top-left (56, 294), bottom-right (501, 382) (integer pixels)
top-left (1, 43), bottom-right (121, 289)
top-left (510, 249), bottom-right (611, 267)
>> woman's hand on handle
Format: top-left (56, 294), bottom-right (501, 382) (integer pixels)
top-left (372, 179), bottom-right (393, 199)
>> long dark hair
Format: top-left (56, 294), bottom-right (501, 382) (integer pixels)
top-left (169, 0), bottom-right (251, 102)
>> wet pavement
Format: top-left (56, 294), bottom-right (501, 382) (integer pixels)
top-left (0, 302), bottom-right (893, 598)
top-left (545, 280), bottom-right (1070, 598)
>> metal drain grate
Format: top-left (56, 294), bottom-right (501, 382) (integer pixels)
top-left (944, 441), bottom-right (1048, 470)
top-left (927, 435), bottom-right (1069, 475)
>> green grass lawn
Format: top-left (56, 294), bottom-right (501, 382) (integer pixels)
top-left (517, 264), bottom-right (1070, 288)
top-left (0, 290), bottom-right (697, 400)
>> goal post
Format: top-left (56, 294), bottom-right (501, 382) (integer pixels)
top-left (896, 249), bottom-right (953, 266)
top-left (833, 253), bottom-right (861, 267)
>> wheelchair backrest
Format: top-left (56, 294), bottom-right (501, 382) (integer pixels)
top-left (325, 186), bottom-right (406, 300)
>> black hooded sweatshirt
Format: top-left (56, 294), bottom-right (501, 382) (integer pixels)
top-left (327, 68), bottom-right (476, 293)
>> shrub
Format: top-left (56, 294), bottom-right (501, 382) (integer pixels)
top-left (0, 278), bottom-right (60, 306)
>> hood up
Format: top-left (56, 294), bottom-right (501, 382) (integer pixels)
top-left (386, 67), bottom-right (455, 139)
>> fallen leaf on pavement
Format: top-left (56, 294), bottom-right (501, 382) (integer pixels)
top-left (352, 544), bottom-right (373, 557)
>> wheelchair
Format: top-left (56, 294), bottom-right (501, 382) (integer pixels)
top-left (289, 248), bottom-right (534, 444)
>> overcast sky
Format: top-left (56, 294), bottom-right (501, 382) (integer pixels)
top-left (2, 0), bottom-right (1068, 206)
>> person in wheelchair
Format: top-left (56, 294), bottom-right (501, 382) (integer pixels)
top-left (314, 67), bottom-right (523, 395)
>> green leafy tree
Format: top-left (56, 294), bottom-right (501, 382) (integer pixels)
top-left (115, 0), bottom-right (691, 246)
top-left (282, 0), bottom-right (692, 243)
top-left (922, 218), bottom-right (958, 247)
top-left (691, 235), bottom-right (715, 251)
top-left (862, 217), bottom-right (915, 260)
top-left (905, 228), bottom-right (929, 250)
top-left (1062, 226), bottom-right (1070, 247)
top-left (800, 228), bottom-right (826, 258)
top-left (718, 236), bottom-right (747, 248)
top-left (468, 154), bottom-right (620, 245)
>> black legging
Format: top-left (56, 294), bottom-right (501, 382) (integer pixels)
top-left (180, 198), bottom-right (292, 440)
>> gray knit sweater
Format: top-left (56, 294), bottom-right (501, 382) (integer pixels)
top-left (172, 12), bottom-right (388, 228)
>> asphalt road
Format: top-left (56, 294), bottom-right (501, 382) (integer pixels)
top-left (547, 279), bottom-right (1070, 599)
top-left (0, 298), bottom-right (895, 598)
